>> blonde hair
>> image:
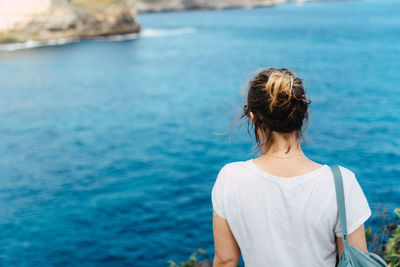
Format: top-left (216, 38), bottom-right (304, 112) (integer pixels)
top-left (264, 72), bottom-right (295, 112)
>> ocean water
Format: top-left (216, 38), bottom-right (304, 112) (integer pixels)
top-left (0, 0), bottom-right (399, 266)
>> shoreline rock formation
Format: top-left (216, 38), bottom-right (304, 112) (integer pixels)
top-left (0, 0), bottom-right (141, 44)
top-left (0, 0), bottom-right (317, 47)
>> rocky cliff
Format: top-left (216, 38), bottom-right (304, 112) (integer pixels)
top-left (0, 0), bottom-right (313, 46)
top-left (0, 0), bottom-right (141, 44)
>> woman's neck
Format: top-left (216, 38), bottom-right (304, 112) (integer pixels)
top-left (262, 131), bottom-right (303, 158)
top-left (254, 132), bottom-right (323, 175)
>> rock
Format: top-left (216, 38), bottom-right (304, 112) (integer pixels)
top-left (0, 0), bottom-right (141, 44)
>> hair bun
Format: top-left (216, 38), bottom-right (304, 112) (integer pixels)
top-left (263, 71), bottom-right (295, 112)
top-left (228, 67), bottom-right (311, 155)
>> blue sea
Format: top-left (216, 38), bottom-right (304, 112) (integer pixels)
top-left (0, 0), bottom-right (399, 266)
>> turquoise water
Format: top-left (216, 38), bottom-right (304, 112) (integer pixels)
top-left (0, 0), bottom-right (399, 266)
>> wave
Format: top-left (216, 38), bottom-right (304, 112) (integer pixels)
top-left (0, 27), bottom-right (196, 51)
top-left (0, 37), bottom-right (79, 52)
top-left (140, 27), bottom-right (197, 37)
top-left (92, 33), bottom-right (140, 42)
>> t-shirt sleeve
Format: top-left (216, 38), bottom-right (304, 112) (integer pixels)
top-left (334, 167), bottom-right (372, 237)
top-left (211, 166), bottom-right (227, 219)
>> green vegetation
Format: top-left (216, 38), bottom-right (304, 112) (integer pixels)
top-left (384, 208), bottom-right (400, 267)
top-left (140, 0), bottom-right (165, 3)
top-left (171, 208), bottom-right (400, 267)
top-left (0, 36), bottom-right (20, 44)
top-left (367, 207), bottom-right (400, 267)
top-left (167, 248), bottom-right (212, 267)
top-left (70, 0), bottom-right (123, 10)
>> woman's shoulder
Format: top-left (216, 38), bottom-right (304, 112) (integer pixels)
top-left (215, 160), bottom-right (252, 183)
top-left (218, 160), bottom-right (251, 174)
top-left (332, 165), bottom-right (367, 199)
top-left (337, 165), bottom-right (356, 176)
top-left (336, 165), bottom-right (358, 184)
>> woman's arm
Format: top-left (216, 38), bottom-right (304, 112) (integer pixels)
top-left (212, 209), bottom-right (240, 267)
top-left (336, 223), bottom-right (368, 258)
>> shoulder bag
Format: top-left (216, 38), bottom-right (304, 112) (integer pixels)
top-left (329, 165), bottom-right (388, 267)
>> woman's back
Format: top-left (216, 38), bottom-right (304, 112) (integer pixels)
top-left (212, 159), bottom-right (371, 266)
top-left (211, 67), bottom-right (371, 267)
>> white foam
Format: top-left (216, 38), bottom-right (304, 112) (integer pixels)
top-left (140, 27), bottom-right (197, 38)
top-left (0, 37), bottom-right (79, 52)
top-left (0, 27), bottom-right (197, 51)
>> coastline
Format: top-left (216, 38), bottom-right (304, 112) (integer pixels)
top-left (0, 0), bottom-right (141, 50)
top-left (0, 33), bottom-right (141, 52)
top-left (0, 0), bottom-right (335, 51)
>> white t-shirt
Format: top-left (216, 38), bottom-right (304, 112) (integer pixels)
top-left (211, 159), bottom-right (371, 267)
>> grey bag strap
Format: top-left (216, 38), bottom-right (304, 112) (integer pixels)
top-left (329, 165), bottom-right (349, 244)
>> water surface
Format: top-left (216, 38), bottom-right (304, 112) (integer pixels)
top-left (0, 0), bottom-right (399, 265)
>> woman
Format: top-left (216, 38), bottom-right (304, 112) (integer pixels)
top-left (211, 67), bottom-right (372, 267)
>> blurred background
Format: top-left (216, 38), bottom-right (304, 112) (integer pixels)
top-left (0, 0), bottom-right (399, 266)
